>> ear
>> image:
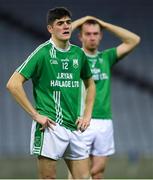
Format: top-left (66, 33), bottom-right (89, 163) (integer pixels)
top-left (99, 31), bottom-right (103, 41)
top-left (78, 33), bottom-right (82, 42)
top-left (47, 25), bottom-right (53, 34)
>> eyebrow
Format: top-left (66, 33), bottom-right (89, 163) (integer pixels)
top-left (56, 18), bottom-right (71, 23)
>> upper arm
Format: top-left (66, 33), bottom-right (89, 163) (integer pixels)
top-left (116, 43), bottom-right (133, 59)
top-left (116, 36), bottom-right (141, 59)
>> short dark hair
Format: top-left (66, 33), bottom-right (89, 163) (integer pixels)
top-left (47, 7), bottom-right (72, 25)
top-left (79, 19), bottom-right (103, 32)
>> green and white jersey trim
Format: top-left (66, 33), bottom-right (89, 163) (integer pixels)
top-left (32, 122), bottom-right (44, 155)
top-left (53, 91), bottom-right (63, 125)
top-left (16, 40), bottom-right (50, 73)
top-left (84, 48), bottom-right (118, 119)
top-left (50, 45), bottom-right (57, 59)
top-left (50, 39), bottom-right (71, 52)
top-left (80, 81), bottom-right (86, 117)
top-left (17, 39), bottom-right (92, 131)
top-left (84, 51), bottom-right (99, 58)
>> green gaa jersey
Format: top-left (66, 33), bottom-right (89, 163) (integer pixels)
top-left (17, 39), bottom-right (92, 131)
top-left (85, 48), bottom-right (118, 119)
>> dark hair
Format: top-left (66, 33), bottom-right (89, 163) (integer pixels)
top-left (79, 19), bottom-right (103, 31)
top-left (47, 7), bottom-right (72, 25)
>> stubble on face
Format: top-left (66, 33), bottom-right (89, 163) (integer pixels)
top-left (81, 24), bottom-right (102, 49)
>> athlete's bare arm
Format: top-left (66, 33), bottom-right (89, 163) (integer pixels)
top-left (6, 72), bottom-right (56, 130)
top-left (72, 16), bottom-right (141, 58)
top-left (72, 16), bottom-right (94, 31)
top-left (91, 17), bottom-right (141, 58)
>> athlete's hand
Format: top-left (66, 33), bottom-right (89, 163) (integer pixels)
top-left (33, 113), bottom-right (56, 131)
top-left (76, 117), bottom-right (90, 132)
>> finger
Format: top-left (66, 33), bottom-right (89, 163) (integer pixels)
top-left (80, 123), bottom-right (87, 131)
top-left (39, 125), bottom-right (45, 131)
top-left (75, 118), bottom-right (81, 125)
top-left (80, 122), bottom-right (90, 132)
top-left (80, 127), bottom-right (85, 132)
top-left (76, 116), bottom-right (83, 125)
top-left (47, 121), bottom-right (54, 130)
top-left (75, 119), bottom-right (79, 125)
top-left (77, 121), bottom-right (82, 131)
top-left (47, 118), bottom-right (56, 125)
top-left (78, 123), bottom-right (87, 131)
top-left (83, 122), bottom-right (89, 129)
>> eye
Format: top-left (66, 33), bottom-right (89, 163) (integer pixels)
top-left (85, 33), bottom-right (91, 36)
top-left (57, 21), bottom-right (63, 26)
top-left (66, 20), bottom-right (72, 25)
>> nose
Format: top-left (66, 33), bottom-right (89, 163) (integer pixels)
top-left (90, 34), bottom-right (96, 40)
top-left (62, 21), bottom-right (71, 31)
top-left (63, 22), bottom-right (69, 28)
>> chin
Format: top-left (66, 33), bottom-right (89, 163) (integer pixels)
top-left (88, 46), bottom-right (97, 51)
top-left (62, 36), bottom-right (70, 41)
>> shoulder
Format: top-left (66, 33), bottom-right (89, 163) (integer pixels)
top-left (33, 40), bottom-right (51, 55)
top-left (100, 48), bottom-right (117, 55)
top-left (97, 48), bottom-right (117, 59)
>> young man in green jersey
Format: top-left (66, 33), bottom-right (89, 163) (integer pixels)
top-left (69, 16), bottom-right (140, 179)
top-left (6, 8), bottom-right (95, 179)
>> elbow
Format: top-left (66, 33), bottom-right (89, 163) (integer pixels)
top-left (6, 80), bottom-right (11, 91)
top-left (129, 35), bottom-right (141, 50)
top-left (136, 35), bottom-right (141, 44)
top-left (6, 80), bottom-right (15, 92)
top-left (6, 72), bottom-right (25, 93)
top-left (6, 79), bottom-right (20, 94)
top-left (134, 35), bottom-right (141, 46)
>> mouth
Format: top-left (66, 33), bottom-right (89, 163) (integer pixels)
top-left (63, 31), bottom-right (70, 35)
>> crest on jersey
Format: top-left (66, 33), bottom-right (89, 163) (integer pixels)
top-left (73, 59), bottom-right (79, 68)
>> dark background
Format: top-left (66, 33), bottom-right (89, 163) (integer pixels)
top-left (0, 0), bottom-right (153, 178)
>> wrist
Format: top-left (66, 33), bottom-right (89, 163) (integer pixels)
top-left (31, 112), bottom-right (39, 120)
top-left (83, 115), bottom-right (91, 121)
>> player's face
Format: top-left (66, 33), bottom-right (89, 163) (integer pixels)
top-left (48, 16), bottom-right (72, 41)
top-left (80, 23), bottom-right (102, 51)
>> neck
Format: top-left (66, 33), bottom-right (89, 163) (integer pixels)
top-left (51, 37), bottom-right (69, 50)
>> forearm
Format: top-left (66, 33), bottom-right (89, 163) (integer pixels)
top-left (72, 16), bottom-right (93, 31)
top-left (105, 22), bottom-right (140, 45)
top-left (7, 83), bottom-right (38, 118)
top-left (6, 73), bottom-right (38, 119)
top-left (96, 18), bottom-right (140, 46)
top-left (7, 80), bottom-right (57, 130)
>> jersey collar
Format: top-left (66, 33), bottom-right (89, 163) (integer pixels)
top-left (50, 39), bottom-right (71, 52)
top-left (82, 48), bottom-right (99, 58)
